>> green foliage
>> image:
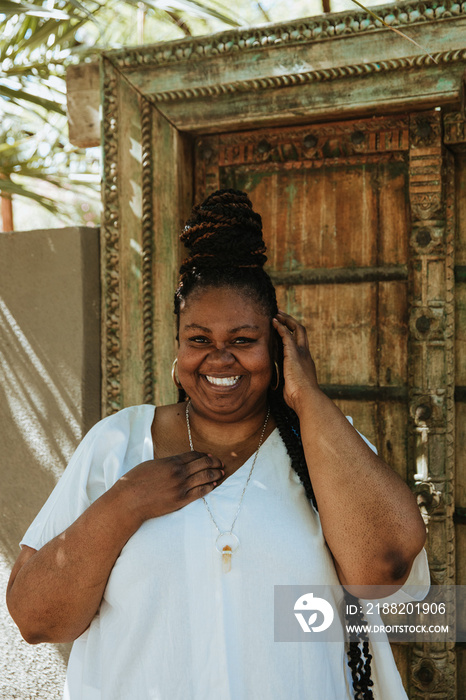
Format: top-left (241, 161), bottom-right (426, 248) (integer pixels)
top-left (0, 0), bottom-right (258, 224)
top-left (0, 0), bottom-right (98, 222)
top-left (0, 0), bottom-right (393, 227)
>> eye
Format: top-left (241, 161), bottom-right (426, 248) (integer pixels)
top-left (232, 337), bottom-right (257, 345)
top-left (189, 336), bottom-right (210, 344)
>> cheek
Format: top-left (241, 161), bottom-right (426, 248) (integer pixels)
top-left (176, 349), bottom-right (199, 376)
top-left (251, 349), bottom-right (273, 377)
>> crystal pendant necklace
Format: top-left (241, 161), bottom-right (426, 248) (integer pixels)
top-left (185, 401), bottom-right (270, 573)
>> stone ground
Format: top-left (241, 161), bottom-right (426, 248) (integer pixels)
top-left (0, 554), bottom-right (67, 699)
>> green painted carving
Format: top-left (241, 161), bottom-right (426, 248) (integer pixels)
top-left (141, 98), bottom-right (154, 405)
top-left (101, 57), bottom-right (122, 416)
top-left (444, 112), bottom-right (466, 149)
top-left (407, 111), bottom-right (456, 699)
top-left (106, 0), bottom-right (466, 71)
top-left (140, 49), bottom-right (466, 103)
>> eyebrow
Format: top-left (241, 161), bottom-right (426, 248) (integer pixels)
top-left (183, 323), bottom-right (260, 333)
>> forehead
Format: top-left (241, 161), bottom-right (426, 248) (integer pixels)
top-left (180, 286), bottom-right (270, 329)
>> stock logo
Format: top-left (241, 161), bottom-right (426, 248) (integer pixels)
top-left (294, 592), bottom-right (334, 633)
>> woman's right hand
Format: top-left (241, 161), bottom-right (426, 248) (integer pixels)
top-left (116, 451), bottom-right (224, 525)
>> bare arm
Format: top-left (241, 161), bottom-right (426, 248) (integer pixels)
top-left (7, 452), bottom-right (223, 644)
top-left (273, 312), bottom-right (426, 592)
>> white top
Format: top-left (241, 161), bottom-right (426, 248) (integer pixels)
top-left (22, 405), bottom-right (430, 700)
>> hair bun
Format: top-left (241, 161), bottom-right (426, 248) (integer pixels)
top-left (180, 188), bottom-right (267, 271)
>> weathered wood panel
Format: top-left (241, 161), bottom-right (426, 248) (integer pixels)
top-left (378, 280), bottom-right (409, 388)
top-left (118, 84), bottom-right (146, 408)
top-left (150, 108), bottom-right (193, 406)
top-left (276, 282), bottom-right (378, 385)
top-left (66, 63), bottom-right (100, 148)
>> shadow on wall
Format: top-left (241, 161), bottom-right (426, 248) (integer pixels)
top-left (0, 227), bottom-right (100, 695)
top-left (0, 296), bottom-right (81, 556)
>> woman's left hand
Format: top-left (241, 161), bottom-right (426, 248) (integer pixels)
top-left (272, 310), bottom-right (320, 414)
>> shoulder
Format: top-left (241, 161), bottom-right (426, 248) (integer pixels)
top-left (87, 404), bottom-right (156, 438)
top-left (77, 405), bottom-right (157, 467)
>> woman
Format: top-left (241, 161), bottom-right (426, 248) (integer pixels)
top-left (7, 189), bottom-right (428, 699)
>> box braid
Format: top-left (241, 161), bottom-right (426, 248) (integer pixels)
top-left (174, 188), bottom-right (373, 700)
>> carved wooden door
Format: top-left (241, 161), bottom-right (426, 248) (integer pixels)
top-left (97, 3), bottom-right (466, 695)
top-left (194, 111), bottom-right (456, 696)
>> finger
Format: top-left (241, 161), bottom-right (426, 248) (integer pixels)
top-left (272, 317), bottom-right (298, 350)
top-left (182, 452), bottom-right (224, 475)
top-left (273, 316), bottom-right (300, 344)
top-left (275, 312), bottom-right (309, 349)
top-left (277, 309), bottom-right (297, 321)
top-left (276, 310), bottom-right (301, 331)
top-left (185, 466), bottom-right (225, 492)
top-left (272, 316), bottom-right (288, 339)
top-left (185, 482), bottom-right (217, 501)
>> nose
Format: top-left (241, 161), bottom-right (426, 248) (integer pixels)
top-left (206, 344), bottom-right (236, 365)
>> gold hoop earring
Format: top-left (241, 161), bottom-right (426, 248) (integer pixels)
top-left (271, 361), bottom-right (280, 391)
top-left (171, 358), bottom-right (183, 389)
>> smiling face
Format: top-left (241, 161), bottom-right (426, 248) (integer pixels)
top-left (177, 286), bottom-right (273, 423)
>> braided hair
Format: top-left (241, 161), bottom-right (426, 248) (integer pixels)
top-left (174, 188), bottom-right (373, 700)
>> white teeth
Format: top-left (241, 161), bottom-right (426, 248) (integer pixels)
top-left (205, 375), bottom-right (241, 387)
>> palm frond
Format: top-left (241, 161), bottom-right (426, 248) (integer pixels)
top-left (0, 83), bottom-right (66, 114)
top-left (0, 137), bottom-right (32, 156)
top-left (0, 0), bottom-right (269, 224)
top-left (0, 176), bottom-right (62, 214)
top-left (131, 0), bottom-right (243, 28)
top-left (0, 0), bottom-right (70, 19)
top-left (65, 0), bottom-right (102, 23)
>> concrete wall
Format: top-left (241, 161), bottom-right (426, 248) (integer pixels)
top-left (0, 227), bottom-right (100, 698)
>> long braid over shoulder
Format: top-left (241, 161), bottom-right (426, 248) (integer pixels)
top-left (174, 188), bottom-right (373, 700)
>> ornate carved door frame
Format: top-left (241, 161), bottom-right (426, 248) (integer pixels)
top-left (100, 2), bottom-right (466, 696)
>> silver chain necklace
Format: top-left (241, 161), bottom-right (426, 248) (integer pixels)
top-left (185, 400), bottom-right (270, 573)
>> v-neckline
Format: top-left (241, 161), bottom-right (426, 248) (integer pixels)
top-left (147, 404), bottom-right (277, 493)
top-left (203, 426), bottom-right (278, 495)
